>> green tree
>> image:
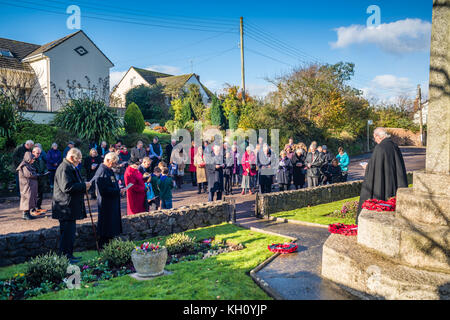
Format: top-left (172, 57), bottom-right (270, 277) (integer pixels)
top-left (54, 98), bottom-right (122, 142)
top-left (228, 111), bottom-right (239, 130)
top-left (125, 84), bottom-right (167, 121)
top-left (180, 100), bottom-right (193, 126)
top-left (185, 84), bottom-right (205, 121)
top-left (210, 96), bottom-right (226, 128)
top-left (124, 102), bottom-right (145, 134)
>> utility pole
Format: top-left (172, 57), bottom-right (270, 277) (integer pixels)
top-left (240, 16), bottom-right (246, 103)
top-left (417, 84), bottom-right (423, 147)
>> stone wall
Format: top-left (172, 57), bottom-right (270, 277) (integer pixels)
top-left (256, 173), bottom-right (413, 217)
top-left (0, 201), bottom-right (232, 267)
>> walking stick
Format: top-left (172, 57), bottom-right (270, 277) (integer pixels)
top-left (85, 189), bottom-right (100, 254)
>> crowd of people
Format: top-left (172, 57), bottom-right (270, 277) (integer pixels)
top-left (11, 135), bottom-right (351, 262)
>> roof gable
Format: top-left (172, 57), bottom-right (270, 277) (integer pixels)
top-left (24, 30), bottom-right (114, 67)
top-left (133, 67), bottom-right (172, 84)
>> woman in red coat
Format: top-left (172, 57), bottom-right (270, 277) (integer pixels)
top-left (241, 146), bottom-right (257, 195)
top-left (189, 141), bottom-right (197, 187)
top-left (124, 157), bottom-right (146, 215)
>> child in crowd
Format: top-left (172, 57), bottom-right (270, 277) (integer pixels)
top-left (158, 167), bottom-right (173, 209)
top-left (328, 158), bottom-right (343, 184)
top-left (149, 167), bottom-right (161, 210)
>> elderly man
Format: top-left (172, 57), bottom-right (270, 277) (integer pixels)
top-left (165, 138), bottom-right (177, 163)
top-left (131, 140), bottom-right (146, 161)
top-left (13, 140), bottom-right (34, 197)
top-left (52, 148), bottom-right (91, 263)
top-left (138, 157), bottom-right (152, 178)
top-left (357, 127), bottom-right (408, 224)
top-left (206, 144), bottom-right (225, 201)
top-left (93, 152), bottom-right (126, 249)
top-left (149, 136), bottom-right (163, 172)
top-left (31, 146), bottom-right (48, 215)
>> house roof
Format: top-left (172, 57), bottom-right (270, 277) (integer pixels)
top-left (132, 67), bottom-right (172, 84)
top-left (0, 38), bottom-right (40, 71)
top-left (24, 30), bottom-right (114, 66)
top-left (0, 30), bottom-right (113, 72)
top-left (131, 68), bottom-right (214, 100)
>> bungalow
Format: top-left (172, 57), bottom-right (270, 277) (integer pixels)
top-left (110, 66), bottom-right (214, 109)
top-left (0, 30), bottom-right (114, 119)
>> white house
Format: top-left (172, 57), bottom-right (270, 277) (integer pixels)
top-left (110, 66), bottom-right (214, 109)
top-left (0, 30), bottom-right (114, 119)
top-left (413, 100), bottom-right (429, 125)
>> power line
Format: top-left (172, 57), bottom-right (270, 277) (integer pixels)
top-left (246, 47), bottom-right (294, 67)
top-left (44, 0), bottom-right (237, 28)
top-left (180, 47), bottom-right (238, 72)
top-left (0, 1), bottom-right (236, 33)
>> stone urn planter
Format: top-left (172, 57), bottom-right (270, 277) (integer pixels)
top-left (131, 247), bottom-right (168, 277)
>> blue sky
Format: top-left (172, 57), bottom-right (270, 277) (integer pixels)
top-left (0, 0), bottom-right (433, 102)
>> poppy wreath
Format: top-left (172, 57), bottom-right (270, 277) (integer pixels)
top-left (362, 197), bottom-right (396, 212)
top-left (268, 242), bottom-right (298, 254)
top-left (328, 223), bottom-right (358, 236)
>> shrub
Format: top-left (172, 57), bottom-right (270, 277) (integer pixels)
top-left (54, 98), bottom-right (122, 142)
top-left (125, 84), bottom-right (167, 120)
top-left (0, 95), bottom-right (20, 148)
top-left (100, 238), bottom-right (136, 268)
top-left (165, 233), bottom-right (196, 254)
top-left (0, 153), bottom-right (14, 190)
top-left (124, 102), bottom-right (145, 134)
top-left (119, 133), bottom-right (150, 148)
top-left (329, 200), bottom-right (359, 219)
top-left (14, 121), bottom-right (58, 152)
top-left (25, 252), bottom-right (69, 287)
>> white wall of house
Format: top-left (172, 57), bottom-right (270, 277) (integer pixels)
top-left (414, 101), bottom-right (428, 125)
top-left (183, 75), bottom-right (210, 106)
top-left (44, 32), bottom-right (113, 111)
top-left (110, 67), bottom-right (148, 108)
top-left (28, 57), bottom-right (49, 111)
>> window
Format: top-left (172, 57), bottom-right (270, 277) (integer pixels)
top-left (0, 48), bottom-right (13, 57)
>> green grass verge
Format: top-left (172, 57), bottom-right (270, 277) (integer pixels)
top-left (1, 223), bottom-right (288, 300)
top-left (271, 196), bottom-right (360, 225)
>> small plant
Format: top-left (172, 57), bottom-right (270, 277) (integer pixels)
top-left (100, 238), bottom-right (136, 268)
top-left (134, 242), bottom-right (161, 253)
top-left (165, 233), bottom-right (196, 255)
top-left (329, 200), bottom-right (359, 219)
top-left (25, 252), bottom-right (69, 287)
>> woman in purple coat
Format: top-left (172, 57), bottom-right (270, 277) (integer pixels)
top-left (46, 143), bottom-right (62, 189)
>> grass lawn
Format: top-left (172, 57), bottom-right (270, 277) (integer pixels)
top-left (271, 196), bottom-right (360, 225)
top-left (0, 223), bottom-right (288, 300)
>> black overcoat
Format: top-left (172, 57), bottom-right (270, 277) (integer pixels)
top-left (206, 154), bottom-right (224, 193)
top-left (52, 159), bottom-right (87, 221)
top-left (305, 150), bottom-right (324, 177)
top-left (291, 151), bottom-right (306, 186)
top-left (93, 163), bottom-right (122, 237)
top-left (357, 138), bottom-right (408, 222)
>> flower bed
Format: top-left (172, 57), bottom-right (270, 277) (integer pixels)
top-left (0, 230), bottom-right (245, 300)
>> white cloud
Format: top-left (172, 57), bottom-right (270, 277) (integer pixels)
top-left (358, 74), bottom-right (417, 103)
top-left (145, 65), bottom-right (181, 75)
top-left (330, 18), bottom-right (431, 54)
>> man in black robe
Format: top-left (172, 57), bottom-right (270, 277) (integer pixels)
top-left (356, 127), bottom-right (408, 224)
top-left (93, 152), bottom-right (126, 249)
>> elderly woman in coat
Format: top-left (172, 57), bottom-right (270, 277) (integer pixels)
top-left (194, 146), bottom-right (208, 194)
top-left (93, 152), bottom-right (126, 249)
top-left (17, 152), bottom-right (39, 220)
top-left (277, 150), bottom-right (293, 191)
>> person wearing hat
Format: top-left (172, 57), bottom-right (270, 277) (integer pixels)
top-left (124, 157), bottom-right (146, 215)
